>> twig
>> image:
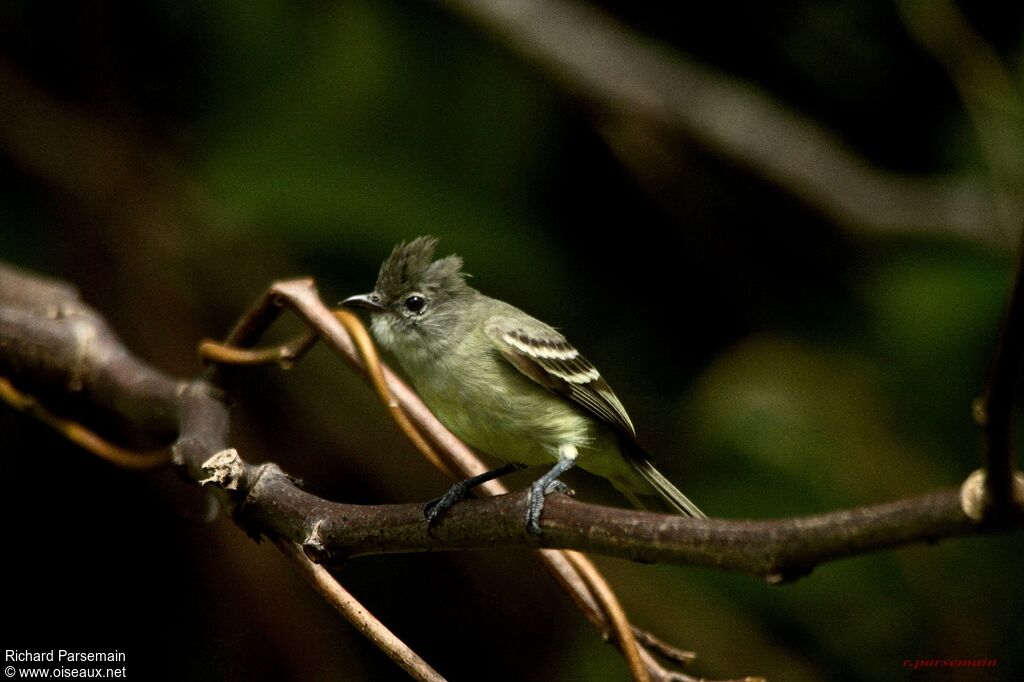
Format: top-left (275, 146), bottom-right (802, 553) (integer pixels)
top-left (537, 548), bottom-right (636, 647)
top-left (563, 551), bottom-right (649, 682)
top-left (201, 312), bottom-right (454, 476)
top-left (630, 628), bottom-right (696, 667)
top-left (198, 332), bottom-right (318, 369)
top-left (0, 377), bottom-right (170, 469)
top-left (274, 538), bottom-right (447, 682)
top-left (974, 231), bottom-right (1024, 518)
top-left (331, 309), bottom-right (453, 477)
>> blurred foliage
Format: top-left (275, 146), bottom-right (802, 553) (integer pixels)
top-left (1, 1), bottom-right (1023, 681)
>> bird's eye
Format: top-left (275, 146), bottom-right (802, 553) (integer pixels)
top-left (404, 295), bottom-right (426, 313)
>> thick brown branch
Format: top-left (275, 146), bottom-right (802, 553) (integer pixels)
top-left (0, 262), bottom-right (180, 451)
top-left (236, 464), bottom-right (997, 580)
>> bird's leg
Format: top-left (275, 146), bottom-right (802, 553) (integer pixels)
top-left (424, 462), bottom-right (527, 528)
top-left (526, 454), bottom-right (577, 535)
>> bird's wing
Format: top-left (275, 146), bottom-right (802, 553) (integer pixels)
top-left (484, 315), bottom-right (637, 439)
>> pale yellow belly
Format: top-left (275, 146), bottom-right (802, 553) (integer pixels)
top-left (412, 358), bottom-right (593, 466)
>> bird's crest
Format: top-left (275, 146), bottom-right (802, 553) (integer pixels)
top-left (375, 236), bottom-right (466, 300)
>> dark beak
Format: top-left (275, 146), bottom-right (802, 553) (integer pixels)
top-left (340, 292), bottom-right (385, 312)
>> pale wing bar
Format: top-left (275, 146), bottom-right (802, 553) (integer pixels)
top-left (485, 319), bottom-right (636, 438)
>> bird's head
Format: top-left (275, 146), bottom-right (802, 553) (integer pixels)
top-left (341, 236), bottom-right (470, 351)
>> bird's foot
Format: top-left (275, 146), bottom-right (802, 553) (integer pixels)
top-left (423, 462), bottom-right (528, 529)
top-left (545, 480), bottom-right (574, 496)
top-left (424, 481), bottom-right (470, 529)
top-left (525, 478), bottom-right (575, 535)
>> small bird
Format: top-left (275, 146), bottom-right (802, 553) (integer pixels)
top-left (343, 236), bottom-right (705, 533)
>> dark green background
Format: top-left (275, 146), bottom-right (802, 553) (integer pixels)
top-left (1, 2), bottom-right (1021, 680)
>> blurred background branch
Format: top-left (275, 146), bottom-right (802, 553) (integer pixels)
top-left (443, 0), bottom-right (1022, 247)
top-left (897, 0), bottom-right (1024, 241)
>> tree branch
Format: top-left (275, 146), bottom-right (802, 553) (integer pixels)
top-left (0, 261), bottom-right (181, 451)
top-left (234, 464), bottom-right (986, 580)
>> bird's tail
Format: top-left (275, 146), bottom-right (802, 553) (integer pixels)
top-left (621, 444), bottom-right (706, 518)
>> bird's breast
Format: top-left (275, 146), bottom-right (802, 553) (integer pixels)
top-left (407, 350), bottom-right (593, 465)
